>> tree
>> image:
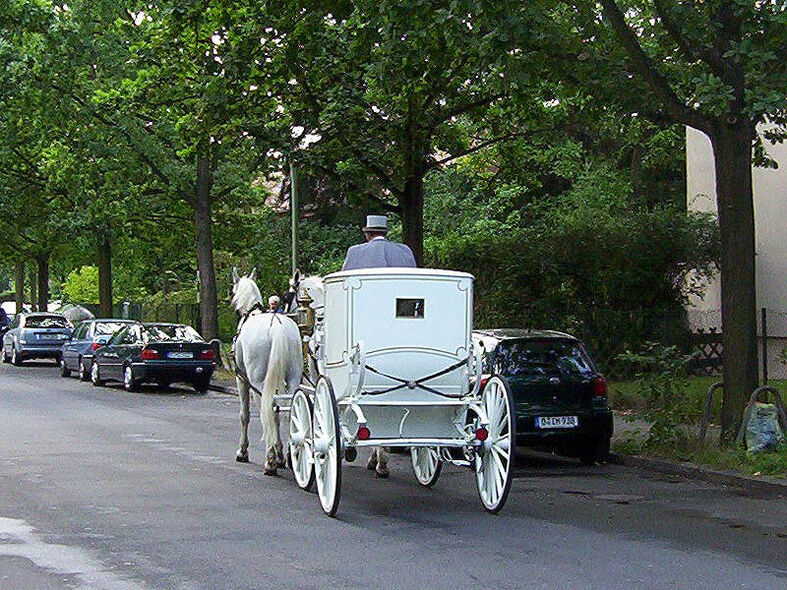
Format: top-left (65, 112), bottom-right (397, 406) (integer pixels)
top-left (558, 0), bottom-right (787, 440)
top-left (254, 0), bottom-right (540, 264)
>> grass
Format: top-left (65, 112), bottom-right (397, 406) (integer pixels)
top-left (610, 375), bottom-right (787, 477)
top-left (609, 376), bottom-right (787, 425)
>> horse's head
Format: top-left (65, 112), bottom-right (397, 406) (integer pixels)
top-left (231, 267), bottom-right (262, 314)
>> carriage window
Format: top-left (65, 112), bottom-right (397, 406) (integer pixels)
top-left (396, 298), bottom-right (425, 318)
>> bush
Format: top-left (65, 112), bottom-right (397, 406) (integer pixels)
top-left (617, 343), bottom-right (697, 451)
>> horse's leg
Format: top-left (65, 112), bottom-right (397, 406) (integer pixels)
top-left (273, 405), bottom-right (285, 468)
top-left (260, 387), bottom-right (279, 475)
top-left (236, 376), bottom-right (251, 463)
top-left (375, 447), bottom-right (389, 478)
top-left (366, 448), bottom-right (378, 471)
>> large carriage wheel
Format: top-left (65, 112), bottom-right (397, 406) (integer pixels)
top-left (410, 447), bottom-right (442, 487)
top-left (473, 376), bottom-right (515, 513)
top-left (289, 389), bottom-right (315, 491)
top-left (312, 377), bottom-right (342, 517)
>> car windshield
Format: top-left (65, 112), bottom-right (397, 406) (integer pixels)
top-left (94, 322), bottom-right (131, 336)
top-left (25, 316), bottom-right (69, 329)
top-left (495, 340), bottom-right (595, 378)
top-left (144, 325), bottom-right (203, 342)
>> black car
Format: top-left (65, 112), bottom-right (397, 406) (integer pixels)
top-left (472, 329), bottom-right (613, 464)
top-left (90, 322), bottom-right (215, 392)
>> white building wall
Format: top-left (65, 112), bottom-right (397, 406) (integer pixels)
top-left (686, 126), bottom-right (787, 377)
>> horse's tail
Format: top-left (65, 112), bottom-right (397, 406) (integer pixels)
top-left (262, 317), bottom-right (288, 403)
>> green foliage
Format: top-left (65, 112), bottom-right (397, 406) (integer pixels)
top-left (61, 266), bottom-right (100, 304)
top-left (61, 265), bottom-right (148, 304)
top-left (424, 163), bottom-right (719, 329)
top-left (617, 343), bottom-right (697, 451)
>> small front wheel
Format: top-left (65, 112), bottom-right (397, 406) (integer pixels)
top-left (312, 377), bottom-right (341, 516)
top-left (289, 389), bottom-right (315, 491)
top-left (411, 447), bottom-right (442, 487)
top-left (473, 375), bottom-right (515, 513)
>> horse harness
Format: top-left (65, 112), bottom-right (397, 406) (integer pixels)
top-left (231, 303), bottom-right (284, 403)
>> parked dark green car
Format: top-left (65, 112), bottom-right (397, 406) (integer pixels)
top-left (472, 329), bottom-right (613, 464)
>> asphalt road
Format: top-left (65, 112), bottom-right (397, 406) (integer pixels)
top-left (1, 362), bottom-right (785, 590)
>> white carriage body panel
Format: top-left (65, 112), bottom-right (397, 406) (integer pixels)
top-left (322, 268), bottom-right (474, 441)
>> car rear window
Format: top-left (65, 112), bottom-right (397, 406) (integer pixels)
top-left (144, 325), bottom-right (204, 342)
top-left (25, 316), bottom-right (69, 328)
top-left (94, 322), bottom-right (131, 336)
top-left (495, 340), bottom-right (596, 378)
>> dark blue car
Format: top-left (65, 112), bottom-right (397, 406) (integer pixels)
top-left (60, 319), bottom-right (140, 380)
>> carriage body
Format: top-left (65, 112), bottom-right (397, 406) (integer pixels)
top-left (321, 268), bottom-right (474, 443)
top-left (289, 268), bottom-right (515, 516)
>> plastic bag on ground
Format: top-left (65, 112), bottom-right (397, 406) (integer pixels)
top-left (740, 402), bottom-right (785, 454)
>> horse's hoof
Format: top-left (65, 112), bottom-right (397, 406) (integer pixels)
top-left (236, 453), bottom-right (249, 463)
top-left (263, 467), bottom-right (278, 476)
top-left (276, 460), bottom-right (287, 469)
top-left (375, 467), bottom-right (389, 479)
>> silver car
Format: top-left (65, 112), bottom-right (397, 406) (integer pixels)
top-left (1, 312), bottom-right (72, 366)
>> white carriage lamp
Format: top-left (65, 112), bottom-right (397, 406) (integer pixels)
top-left (296, 287), bottom-right (315, 333)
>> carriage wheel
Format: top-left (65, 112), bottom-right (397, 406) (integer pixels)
top-left (312, 377), bottom-right (342, 517)
top-left (473, 376), bottom-right (515, 513)
top-left (410, 447), bottom-right (442, 487)
top-left (289, 389), bottom-right (315, 491)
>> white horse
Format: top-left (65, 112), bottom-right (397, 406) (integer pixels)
top-left (232, 268), bottom-right (303, 475)
top-left (294, 274), bottom-right (389, 478)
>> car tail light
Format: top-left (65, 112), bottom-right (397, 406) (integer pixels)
top-left (356, 426), bottom-right (371, 440)
top-left (592, 376), bottom-right (607, 397)
top-left (200, 349), bottom-right (215, 361)
top-left (475, 427), bottom-right (489, 441)
top-left (140, 348), bottom-right (159, 360)
top-left (92, 342), bottom-right (102, 351)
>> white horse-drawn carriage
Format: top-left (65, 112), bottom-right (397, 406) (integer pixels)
top-left (232, 267), bottom-right (515, 517)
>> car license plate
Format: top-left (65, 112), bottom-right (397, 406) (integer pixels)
top-left (38, 333), bottom-right (63, 340)
top-left (536, 416), bottom-right (578, 428)
top-left (167, 351), bottom-right (192, 359)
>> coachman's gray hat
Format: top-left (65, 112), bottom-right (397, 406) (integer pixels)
top-left (363, 215), bottom-right (389, 232)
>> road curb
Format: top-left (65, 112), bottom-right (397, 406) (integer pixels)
top-left (611, 453), bottom-right (787, 496)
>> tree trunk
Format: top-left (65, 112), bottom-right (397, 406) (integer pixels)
top-left (97, 233), bottom-right (113, 318)
top-left (194, 155), bottom-right (219, 340)
top-left (14, 261), bottom-right (25, 313)
top-left (401, 172), bottom-right (425, 266)
top-left (711, 123), bottom-right (759, 442)
top-left (36, 255), bottom-right (49, 312)
top-left (28, 265), bottom-right (37, 311)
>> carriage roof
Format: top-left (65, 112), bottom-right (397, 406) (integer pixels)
top-left (324, 267), bottom-right (473, 283)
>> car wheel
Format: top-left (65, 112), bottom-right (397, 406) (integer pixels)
top-left (123, 365), bottom-right (138, 392)
top-left (78, 358), bottom-right (89, 382)
top-left (194, 377), bottom-right (210, 393)
top-left (11, 347), bottom-right (21, 366)
top-left (580, 436), bottom-right (611, 466)
top-left (91, 362), bottom-right (104, 386)
top-left (60, 357), bottom-right (71, 378)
